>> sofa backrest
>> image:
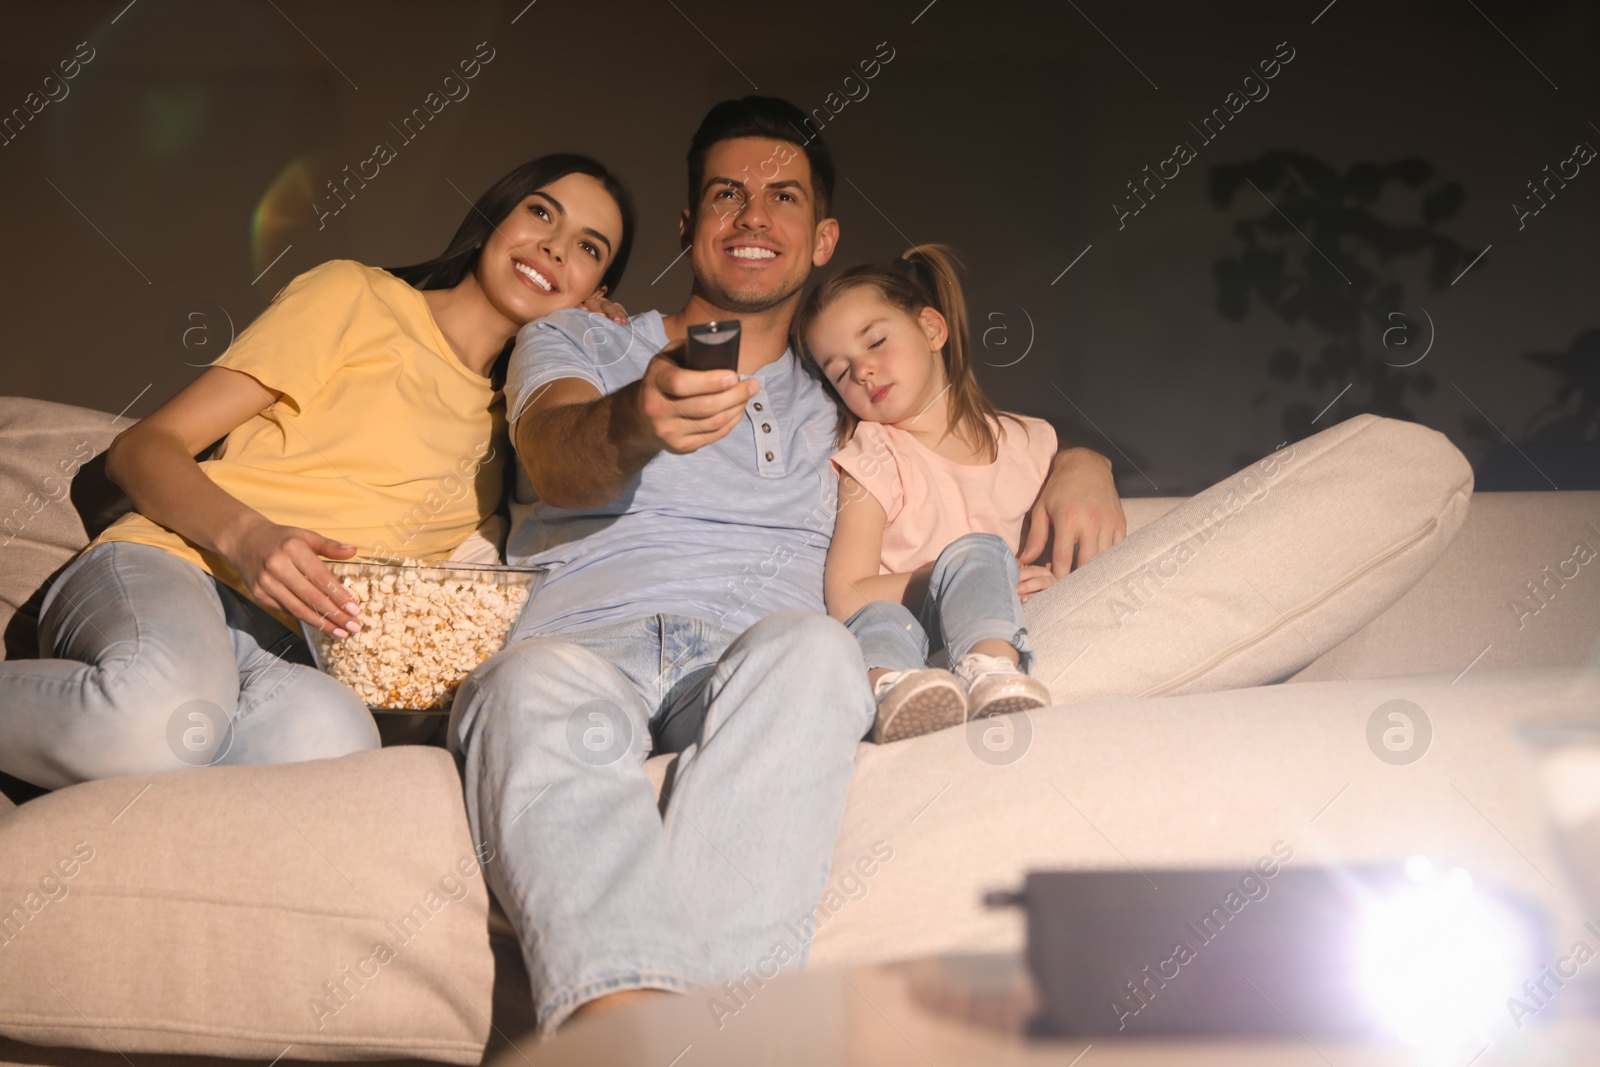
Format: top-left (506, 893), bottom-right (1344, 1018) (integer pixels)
top-left (3, 397), bottom-right (1595, 683)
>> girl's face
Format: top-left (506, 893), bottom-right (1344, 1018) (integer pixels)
top-left (805, 286), bottom-right (949, 427)
top-left (479, 172), bottom-right (624, 324)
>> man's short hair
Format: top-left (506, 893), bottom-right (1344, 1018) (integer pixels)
top-left (686, 95), bottom-right (836, 222)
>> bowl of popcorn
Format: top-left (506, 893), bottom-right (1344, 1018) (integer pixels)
top-left (299, 558), bottom-right (541, 714)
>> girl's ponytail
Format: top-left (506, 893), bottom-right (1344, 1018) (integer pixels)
top-left (895, 246), bottom-right (967, 352)
top-left (796, 242), bottom-right (1027, 459)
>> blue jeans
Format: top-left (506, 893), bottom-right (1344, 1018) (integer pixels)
top-left (446, 609), bottom-right (875, 1037)
top-left (845, 532), bottom-right (1037, 675)
top-left (0, 541), bottom-right (381, 789)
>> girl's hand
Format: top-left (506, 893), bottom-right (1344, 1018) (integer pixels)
top-left (1017, 563), bottom-right (1056, 602)
top-left (224, 517), bottom-right (363, 637)
top-left (580, 286), bottom-right (629, 324)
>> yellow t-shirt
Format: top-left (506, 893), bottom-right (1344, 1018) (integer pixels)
top-left (91, 259), bottom-right (508, 630)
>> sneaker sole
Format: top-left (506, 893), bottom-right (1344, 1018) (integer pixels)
top-left (970, 693), bottom-right (1048, 720)
top-left (879, 686), bottom-right (967, 743)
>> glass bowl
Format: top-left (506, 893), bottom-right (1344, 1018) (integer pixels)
top-left (299, 558), bottom-right (542, 714)
top-left (1521, 715), bottom-right (1600, 918)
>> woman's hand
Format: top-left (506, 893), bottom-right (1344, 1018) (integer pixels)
top-left (223, 516), bottom-right (363, 637)
top-left (580, 286), bottom-right (629, 324)
top-left (1017, 563), bottom-right (1056, 602)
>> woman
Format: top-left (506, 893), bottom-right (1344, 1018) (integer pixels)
top-left (0, 154), bottom-right (635, 790)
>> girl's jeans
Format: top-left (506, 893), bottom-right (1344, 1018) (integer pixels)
top-left (0, 541), bottom-right (380, 789)
top-left (843, 532), bottom-right (1037, 675)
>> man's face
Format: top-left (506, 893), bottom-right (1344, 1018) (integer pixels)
top-left (681, 136), bottom-right (837, 315)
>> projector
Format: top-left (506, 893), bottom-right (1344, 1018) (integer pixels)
top-left (987, 857), bottom-right (1548, 1046)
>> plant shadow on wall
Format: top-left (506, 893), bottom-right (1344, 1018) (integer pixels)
top-left (1468, 328), bottom-right (1600, 490)
top-left (1209, 151), bottom-right (1480, 467)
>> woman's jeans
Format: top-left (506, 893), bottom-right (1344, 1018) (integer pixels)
top-left (845, 532), bottom-right (1037, 675)
top-left (447, 609), bottom-right (875, 1037)
top-left (0, 541), bottom-right (381, 789)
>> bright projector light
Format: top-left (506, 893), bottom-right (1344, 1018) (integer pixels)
top-left (1355, 859), bottom-right (1533, 1047)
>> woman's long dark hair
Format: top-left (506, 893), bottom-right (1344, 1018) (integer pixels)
top-left (386, 153), bottom-right (636, 386)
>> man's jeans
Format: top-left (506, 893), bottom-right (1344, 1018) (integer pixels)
top-left (0, 541), bottom-right (381, 789)
top-left (844, 532), bottom-right (1038, 675)
top-left (446, 609), bottom-right (875, 1036)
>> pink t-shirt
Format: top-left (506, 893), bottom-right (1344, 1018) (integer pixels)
top-left (830, 414), bottom-right (1057, 576)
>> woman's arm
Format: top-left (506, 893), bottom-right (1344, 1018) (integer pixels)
top-left (823, 472), bottom-right (933, 622)
top-left (104, 366), bottom-right (362, 637)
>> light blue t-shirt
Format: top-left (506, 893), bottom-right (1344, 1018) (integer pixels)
top-left (502, 308), bottom-right (843, 639)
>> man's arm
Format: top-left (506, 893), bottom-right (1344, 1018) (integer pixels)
top-left (1018, 447), bottom-right (1127, 577)
top-left (514, 377), bottom-right (654, 509)
top-left (515, 347), bottom-right (759, 509)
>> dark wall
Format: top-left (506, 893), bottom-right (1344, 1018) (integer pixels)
top-left (2, 0), bottom-right (1595, 495)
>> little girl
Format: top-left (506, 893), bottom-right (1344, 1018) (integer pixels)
top-left (796, 244), bottom-right (1058, 743)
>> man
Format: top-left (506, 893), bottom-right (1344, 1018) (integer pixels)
top-left (447, 96), bottom-right (1125, 1037)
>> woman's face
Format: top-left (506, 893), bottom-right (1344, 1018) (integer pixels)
top-left (479, 172), bottom-right (624, 324)
top-left (805, 286), bottom-right (950, 427)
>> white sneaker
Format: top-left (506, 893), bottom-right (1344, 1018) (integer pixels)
top-left (953, 653), bottom-right (1051, 719)
top-left (871, 668), bottom-right (968, 743)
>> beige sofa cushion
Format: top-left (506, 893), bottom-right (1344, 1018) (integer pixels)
top-left (1024, 414), bottom-right (1474, 702)
top-left (1113, 492), bottom-right (1600, 681)
top-left (0, 398), bottom-right (126, 661)
top-left (1289, 489), bottom-right (1600, 682)
top-left (0, 747), bottom-right (493, 1064)
top-left (807, 665), bottom-right (1597, 972)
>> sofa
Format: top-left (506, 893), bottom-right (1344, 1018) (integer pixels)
top-left (1, 395), bottom-right (1597, 1066)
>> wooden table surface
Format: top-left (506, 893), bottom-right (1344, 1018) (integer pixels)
top-left (500, 952), bottom-right (1600, 1066)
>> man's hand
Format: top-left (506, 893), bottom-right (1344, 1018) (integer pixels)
top-left (635, 342), bottom-right (759, 455)
top-left (1019, 447), bottom-right (1127, 579)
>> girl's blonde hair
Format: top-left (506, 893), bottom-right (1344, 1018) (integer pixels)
top-left (794, 243), bottom-right (1030, 457)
